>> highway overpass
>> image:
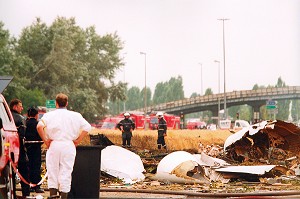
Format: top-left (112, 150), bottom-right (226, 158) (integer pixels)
top-left (133, 86), bottom-right (300, 118)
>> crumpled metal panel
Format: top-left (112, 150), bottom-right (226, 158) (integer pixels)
top-left (224, 120), bottom-right (300, 164)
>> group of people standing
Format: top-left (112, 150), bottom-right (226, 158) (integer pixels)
top-left (117, 111), bottom-right (168, 150)
top-left (10, 93), bottom-right (167, 199)
top-left (10, 93), bottom-right (91, 199)
top-left (9, 99), bottom-right (44, 198)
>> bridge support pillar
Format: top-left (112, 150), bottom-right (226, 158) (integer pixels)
top-left (252, 105), bottom-right (261, 124)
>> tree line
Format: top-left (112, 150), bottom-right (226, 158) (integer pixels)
top-left (0, 17), bottom-right (299, 123)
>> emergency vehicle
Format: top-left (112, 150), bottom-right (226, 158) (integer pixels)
top-left (219, 119), bottom-right (250, 131)
top-left (101, 112), bottom-right (180, 130)
top-left (101, 116), bottom-right (123, 129)
top-left (149, 113), bottom-right (180, 130)
top-left (0, 76), bottom-right (20, 198)
top-left (186, 118), bottom-right (207, 129)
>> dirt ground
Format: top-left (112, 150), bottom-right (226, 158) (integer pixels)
top-left (15, 126), bottom-right (300, 198)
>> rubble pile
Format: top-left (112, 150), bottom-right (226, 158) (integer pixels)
top-left (96, 120), bottom-right (300, 190)
top-left (224, 120), bottom-right (300, 167)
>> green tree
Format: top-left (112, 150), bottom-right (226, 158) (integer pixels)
top-left (140, 87), bottom-right (152, 111)
top-left (0, 22), bottom-right (43, 110)
top-left (152, 76), bottom-right (184, 105)
top-left (275, 77), bottom-right (289, 120)
top-left (204, 88), bottom-right (213, 95)
top-left (153, 82), bottom-right (166, 104)
top-left (12, 17), bottom-right (124, 121)
top-left (190, 92), bottom-right (199, 98)
top-left (125, 86), bottom-right (142, 111)
top-left (108, 81), bottom-right (127, 115)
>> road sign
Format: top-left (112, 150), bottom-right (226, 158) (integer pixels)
top-left (267, 100), bottom-right (276, 106)
top-left (266, 100), bottom-right (277, 109)
top-left (266, 105), bottom-right (277, 109)
top-left (46, 100), bottom-right (56, 108)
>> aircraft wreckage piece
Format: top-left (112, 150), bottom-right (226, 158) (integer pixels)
top-left (224, 120), bottom-right (300, 164)
top-left (153, 151), bottom-right (209, 184)
top-left (215, 165), bottom-right (289, 181)
top-left (153, 151), bottom-right (233, 184)
top-left (101, 145), bottom-right (145, 184)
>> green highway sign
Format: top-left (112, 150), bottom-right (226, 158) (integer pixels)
top-left (266, 105), bottom-right (276, 109)
top-left (46, 100), bottom-right (56, 108)
top-left (266, 100), bottom-right (277, 109)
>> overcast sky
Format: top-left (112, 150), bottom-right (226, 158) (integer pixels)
top-left (1, 0), bottom-right (299, 97)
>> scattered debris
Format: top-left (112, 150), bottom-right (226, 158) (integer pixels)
top-left (224, 120), bottom-right (300, 165)
top-left (215, 165), bottom-right (289, 182)
top-left (152, 151), bottom-right (207, 184)
top-left (90, 133), bottom-right (114, 146)
top-left (101, 145), bottom-right (145, 184)
top-left (99, 120), bottom-right (300, 188)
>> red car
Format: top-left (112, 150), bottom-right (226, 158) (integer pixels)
top-left (0, 76), bottom-right (20, 198)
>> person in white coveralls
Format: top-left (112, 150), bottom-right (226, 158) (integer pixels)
top-left (37, 93), bottom-right (91, 199)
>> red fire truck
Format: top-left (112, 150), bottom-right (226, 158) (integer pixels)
top-left (149, 113), bottom-right (180, 130)
top-left (0, 76), bottom-right (20, 198)
top-left (101, 112), bottom-right (180, 130)
top-left (186, 118), bottom-right (207, 129)
top-left (101, 111), bottom-right (149, 130)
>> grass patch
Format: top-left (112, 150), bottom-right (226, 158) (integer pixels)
top-left (88, 129), bottom-right (232, 151)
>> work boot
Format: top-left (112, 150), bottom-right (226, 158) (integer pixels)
top-left (60, 192), bottom-right (68, 199)
top-left (49, 188), bottom-right (58, 197)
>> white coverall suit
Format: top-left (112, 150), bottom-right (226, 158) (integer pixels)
top-left (38, 108), bottom-right (91, 193)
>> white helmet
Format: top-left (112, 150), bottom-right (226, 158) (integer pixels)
top-left (156, 112), bottom-right (164, 117)
top-left (124, 112), bottom-right (130, 117)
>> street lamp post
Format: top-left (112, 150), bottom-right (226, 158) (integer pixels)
top-left (123, 52), bottom-right (127, 112)
top-left (140, 52), bottom-right (147, 129)
top-left (199, 63), bottom-right (203, 96)
top-left (214, 60), bottom-right (220, 128)
top-left (218, 18), bottom-right (229, 119)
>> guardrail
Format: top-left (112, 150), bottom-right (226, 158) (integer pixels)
top-left (133, 86), bottom-right (300, 113)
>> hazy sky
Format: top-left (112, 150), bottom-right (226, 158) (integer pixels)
top-left (1, 0), bottom-right (299, 97)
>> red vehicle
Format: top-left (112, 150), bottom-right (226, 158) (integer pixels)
top-left (101, 116), bottom-right (123, 129)
top-left (186, 118), bottom-right (207, 129)
top-left (116, 112), bottom-right (149, 130)
top-left (101, 112), bottom-right (147, 130)
top-left (149, 113), bottom-right (181, 130)
top-left (0, 76), bottom-right (20, 198)
top-left (101, 112), bottom-right (180, 130)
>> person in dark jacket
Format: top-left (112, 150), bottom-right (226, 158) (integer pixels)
top-left (25, 107), bottom-right (44, 193)
top-left (10, 99), bottom-right (30, 198)
top-left (116, 112), bottom-right (135, 148)
top-left (156, 112), bottom-right (167, 150)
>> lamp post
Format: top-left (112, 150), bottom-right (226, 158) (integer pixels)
top-left (123, 52), bottom-right (127, 112)
top-left (199, 63), bottom-right (203, 95)
top-left (218, 18), bottom-right (229, 119)
top-left (140, 52), bottom-right (147, 128)
top-left (214, 60), bottom-right (220, 128)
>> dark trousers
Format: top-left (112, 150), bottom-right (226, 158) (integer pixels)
top-left (18, 159), bottom-right (30, 196)
top-left (26, 144), bottom-right (42, 188)
top-left (157, 136), bottom-right (166, 149)
top-left (122, 132), bottom-right (132, 146)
